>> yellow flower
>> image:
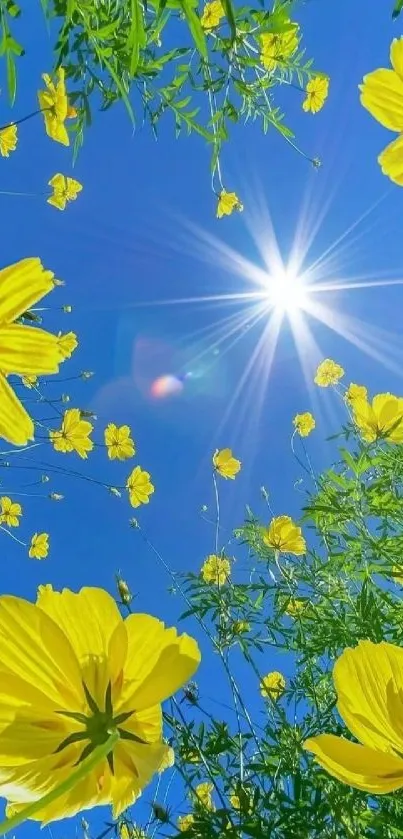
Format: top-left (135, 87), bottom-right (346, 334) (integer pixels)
top-left (193, 781), bottom-right (215, 810)
top-left (213, 447), bottom-right (241, 479)
top-left (229, 794), bottom-right (240, 809)
top-left (229, 790), bottom-right (252, 812)
top-left (38, 67), bottom-right (75, 146)
top-left (303, 640), bottom-right (403, 793)
top-left (0, 258), bottom-right (62, 446)
top-left (200, 0), bottom-right (224, 30)
top-left (352, 393), bottom-right (403, 443)
top-left (119, 825), bottom-right (147, 839)
top-left (359, 37), bottom-right (403, 185)
top-left (260, 670), bottom-right (286, 699)
top-left (201, 554), bottom-right (231, 585)
top-left (57, 331), bottom-right (78, 360)
top-left (263, 515), bottom-right (306, 555)
top-left (345, 383), bottom-right (368, 404)
top-left (0, 496), bottom-right (22, 527)
top-left (178, 814), bottom-right (194, 832)
top-left (216, 191), bottom-right (243, 219)
top-left (126, 466), bottom-right (154, 507)
top-left (49, 408), bottom-right (94, 458)
top-left (0, 124), bottom-right (17, 157)
top-left (302, 76), bottom-right (329, 113)
top-left (232, 620), bottom-right (250, 634)
top-left (21, 374), bottom-right (38, 389)
top-left (392, 564), bottom-right (403, 584)
top-left (29, 532), bottom-right (49, 560)
top-left (314, 358), bottom-right (345, 387)
top-left (105, 424), bottom-right (136, 461)
top-left (293, 412), bottom-right (315, 437)
top-left (260, 24), bottom-right (299, 71)
top-left (284, 597), bottom-right (305, 616)
top-left (47, 174), bottom-right (83, 211)
top-left (0, 585), bottom-right (200, 822)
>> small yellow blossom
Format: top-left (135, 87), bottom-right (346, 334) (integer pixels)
top-left (38, 67), bottom-right (75, 146)
top-left (0, 496), bottom-right (22, 527)
top-left (229, 790), bottom-right (252, 812)
top-left (345, 383), bottom-right (368, 404)
top-left (29, 532), bottom-right (49, 559)
top-left (105, 423), bottom-right (136, 461)
top-left (47, 173), bottom-right (83, 211)
top-left (351, 393), bottom-right (403, 444)
top-left (193, 781), bottom-right (215, 810)
top-left (314, 358), bottom-right (345, 387)
top-left (213, 447), bottom-right (241, 479)
top-left (178, 814), bottom-right (194, 832)
top-left (200, 0), bottom-right (224, 30)
top-left (49, 407), bottom-right (94, 458)
top-left (119, 825), bottom-right (146, 839)
top-left (126, 465), bottom-right (154, 507)
top-left (0, 124), bottom-right (17, 157)
top-left (217, 190), bottom-right (243, 219)
top-left (57, 331), bottom-right (78, 360)
top-left (302, 76), bottom-right (329, 113)
top-left (230, 794), bottom-right (241, 809)
top-left (359, 37), bottom-right (403, 185)
top-left (284, 597), bottom-right (305, 616)
top-left (260, 670), bottom-right (286, 700)
top-left (201, 554), bottom-right (231, 585)
top-left (263, 515), bottom-right (306, 555)
top-left (232, 620), bottom-right (250, 634)
top-left (260, 24), bottom-right (299, 71)
top-left (293, 411), bottom-right (315, 437)
top-left (21, 374), bottom-right (38, 389)
top-left (392, 565), bottom-right (403, 584)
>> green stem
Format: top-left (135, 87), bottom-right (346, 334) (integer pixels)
top-left (0, 731), bottom-right (119, 836)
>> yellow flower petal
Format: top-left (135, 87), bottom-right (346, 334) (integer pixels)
top-left (0, 372), bottom-right (34, 446)
top-left (0, 323), bottom-right (60, 375)
top-left (0, 257), bottom-right (55, 325)
top-left (304, 733), bottom-right (403, 793)
top-left (360, 68), bottom-right (403, 132)
top-left (378, 133), bottom-right (403, 185)
top-left (390, 36), bottom-right (403, 81)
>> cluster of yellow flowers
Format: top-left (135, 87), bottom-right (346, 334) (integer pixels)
top-left (0, 497), bottom-right (49, 558)
top-left (0, 68), bottom-right (82, 210)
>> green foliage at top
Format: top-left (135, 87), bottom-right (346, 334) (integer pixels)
top-left (0, 0), bottom-right (323, 177)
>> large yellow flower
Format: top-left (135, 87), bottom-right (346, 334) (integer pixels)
top-left (0, 258), bottom-right (62, 446)
top-left (263, 515), bottom-right (306, 555)
top-left (304, 640), bottom-right (403, 793)
top-left (38, 68), bottom-right (76, 146)
top-left (351, 393), bottom-right (403, 443)
top-left (105, 424), bottom-right (136, 461)
top-left (360, 37), bottom-right (403, 185)
top-left (213, 447), bottom-right (241, 479)
top-left (49, 408), bottom-right (94, 458)
top-left (0, 586), bottom-right (200, 823)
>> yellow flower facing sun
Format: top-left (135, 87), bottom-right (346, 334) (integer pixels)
top-left (260, 671), bottom-right (286, 700)
top-left (263, 515), bottom-right (306, 555)
top-left (304, 640), bottom-right (403, 794)
top-left (351, 392), bottom-right (403, 444)
top-left (126, 466), bottom-right (154, 507)
top-left (200, 0), bottom-right (224, 30)
top-left (0, 258), bottom-right (63, 446)
top-left (49, 408), bottom-right (94, 459)
top-left (0, 585), bottom-right (200, 823)
top-left (314, 358), bottom-right (345, 387)
top-left (293, 412), bottom-right (315, 437)
top-left (105, 424), bottom-right (136, 461)
top-left (0, 496), bottom-right (22, 527)
top-left (29, 532), bottom-right (49, 559)
top-left (213, 447), bottom-right (241, 479)
top-left (38, 67), bottom-right (76, 146)
top-left (260, 24), bottom-right (299, 72)
top-left (201, 554), bottom-right (231, 585)
top-left (216, 191), bottom-right (243, 219)
top-left (47, 174), bottom-right (83, 211)
top-left (0, 124), bottom-right (17, 157)
top-left (360, 37), bottom-right (403, 185)
top-left (302, 76), bottom-right (329, 113)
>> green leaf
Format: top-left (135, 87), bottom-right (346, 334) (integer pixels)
top-left (6, 50), bottom-right (16, 104)
top-left (392, 0), bottom-right (403, 17)
top-left (178, 0), bottom-right (208, 58)
top-left (128, 0), bottom-right (146, 76)
top-left (222, 0), bottom-right (236, 42)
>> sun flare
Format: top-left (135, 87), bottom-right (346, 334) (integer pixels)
top-left (265, 268), bottom-right (309, 313)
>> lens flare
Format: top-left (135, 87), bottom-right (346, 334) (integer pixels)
top-left (150, 374), bottom-right (184, 399)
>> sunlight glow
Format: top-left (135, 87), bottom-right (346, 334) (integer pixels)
top-left (265, 268), bottom-right (309, 313)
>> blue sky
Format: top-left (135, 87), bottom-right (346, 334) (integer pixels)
top-left (2, 0), bottom-right (403, 834)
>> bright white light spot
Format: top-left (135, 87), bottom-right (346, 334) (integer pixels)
top-left (266, 269), bottom-right (308, 313)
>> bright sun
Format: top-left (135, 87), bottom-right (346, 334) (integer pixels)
top-left (266, 268), bottom-right (308, 313)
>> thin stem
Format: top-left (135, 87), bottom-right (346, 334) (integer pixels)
top-left (0, 107), bottom-right (50, 131)
top-left (0, 731), bottom-right (119, 836)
